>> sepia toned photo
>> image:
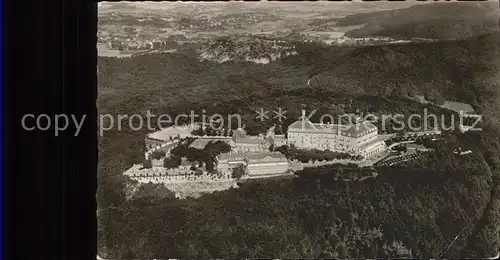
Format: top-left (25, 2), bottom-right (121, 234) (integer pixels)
top-left (96, 1), bottom-right (500, 259)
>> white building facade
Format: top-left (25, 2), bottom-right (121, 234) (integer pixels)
top-left (229, 128), bottom-right (271, 153)
top-left (246, 153), bottom-right (290, 177)
top-left (216, 151), bottom-right (290, 177)
top-left (215, 152), bottom-right (247, 174)
top-left (286, 119), bottom-right (386, 158)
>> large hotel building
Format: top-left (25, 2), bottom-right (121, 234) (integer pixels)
top-left (286, 118), bottom-right (386, 158)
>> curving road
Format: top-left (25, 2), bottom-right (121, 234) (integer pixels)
top-left (387, 140), bottom-right (415, 150)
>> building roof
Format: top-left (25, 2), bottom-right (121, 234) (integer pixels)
top-left (189, 138), bottom-right (230, 149)
top-left (216, 151), bottom-right (287, 164)
top-left (288, 120), bottom-right (321, 131)
top-left (245, 152), bottom-right (287, 161)
top-left (216, 152), bottom-right (246, 162)
top-left (342, 120), bottom-right (377, 138)
top-left (147, 123), bottom-right (199, 141)
top-left (233, 136), bottom-right (266, 145)
top-left (287, 119), bottom-right (377, 138)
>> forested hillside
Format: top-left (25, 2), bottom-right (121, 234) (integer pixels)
top-left (97, 51), bottom-right (311, 116)
top-left (97, 31), bottom-right (500, 258)
top-left (309, 32), bottom-right (500, 125)
top-left (99, 133), bottom-right (497, 258)
top-left (98, 32), bottom-right (500, 122)
top-left (336, 2), bottom-right (499, 40)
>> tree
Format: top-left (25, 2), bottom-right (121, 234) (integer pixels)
top-left (382, 241), bottom-right (412, 258)
top-left (151, 150), bottom-right (166, 160)
top-left (205, 159), bottom-right (215, 172)
top-left (163, 155), bottom-right (181, 169)
top-left (280, 95), bottom-right (294, 111)
top-left (331, 103), bottom-right (346, 117)
top-left (142, 159), bottom-right (152, 169)
top-left (204, 141), bottom-right (231, 156)
top-left (231, 164), bottom-right (246, 179)
top-left (185, 147), bottom-right (203, 162)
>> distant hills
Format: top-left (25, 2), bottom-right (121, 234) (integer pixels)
top-left (98, 31), bottom-right (500, 123)
top-left (308, 32), bottom-right (500, 123)
top-left (336, 2), bottom-right (499, 40)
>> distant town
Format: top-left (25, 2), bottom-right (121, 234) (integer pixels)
top-left (97, 11), bottom-right (437, 59)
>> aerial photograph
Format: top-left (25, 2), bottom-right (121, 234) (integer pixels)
top-left (97, 1), bottom-right (500, 259)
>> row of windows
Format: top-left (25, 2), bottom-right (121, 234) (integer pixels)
top-left (291, 136), bottom-right (353, 144)
top-left (289, 132), bottom-right (373, 141)
top-left (289, 128), bottom-right (377, 138)
top-left (293, 141), bottom-right (353, 151)
top-left (363, 145), bottom-right (384, 158)
top-left (357, 134), bottom-right (377, 145)
top-left (248, 167), bottom-right (288, 175)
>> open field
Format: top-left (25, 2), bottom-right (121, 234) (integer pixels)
top-left (97, 43), bottom-right (132, 58)
top-left (414, 95), bottom-right (476, 114)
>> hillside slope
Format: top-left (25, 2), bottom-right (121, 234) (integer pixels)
top-left (97, 31), bottom-right (500, 259)
top-left (99, 143), bottom-right (494, 258)
top-left (336, 2), bottom-right (499, 40)
top-left (309, 32), bottom-right (500, 123)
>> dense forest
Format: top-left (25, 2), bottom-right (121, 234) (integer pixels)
top-left (335, 2), bottom-right (499, 40)
top-left (308, 32), bottom-right (500, 125)
top-left (198, 36), bottom-right (296, 63)
top-left (99, 131), bottom-right (499, 258)
top-left (97, 29), bottom-right (500, 258)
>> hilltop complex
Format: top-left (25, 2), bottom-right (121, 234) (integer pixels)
top-left (133, 117), bottom-right (388, 185)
